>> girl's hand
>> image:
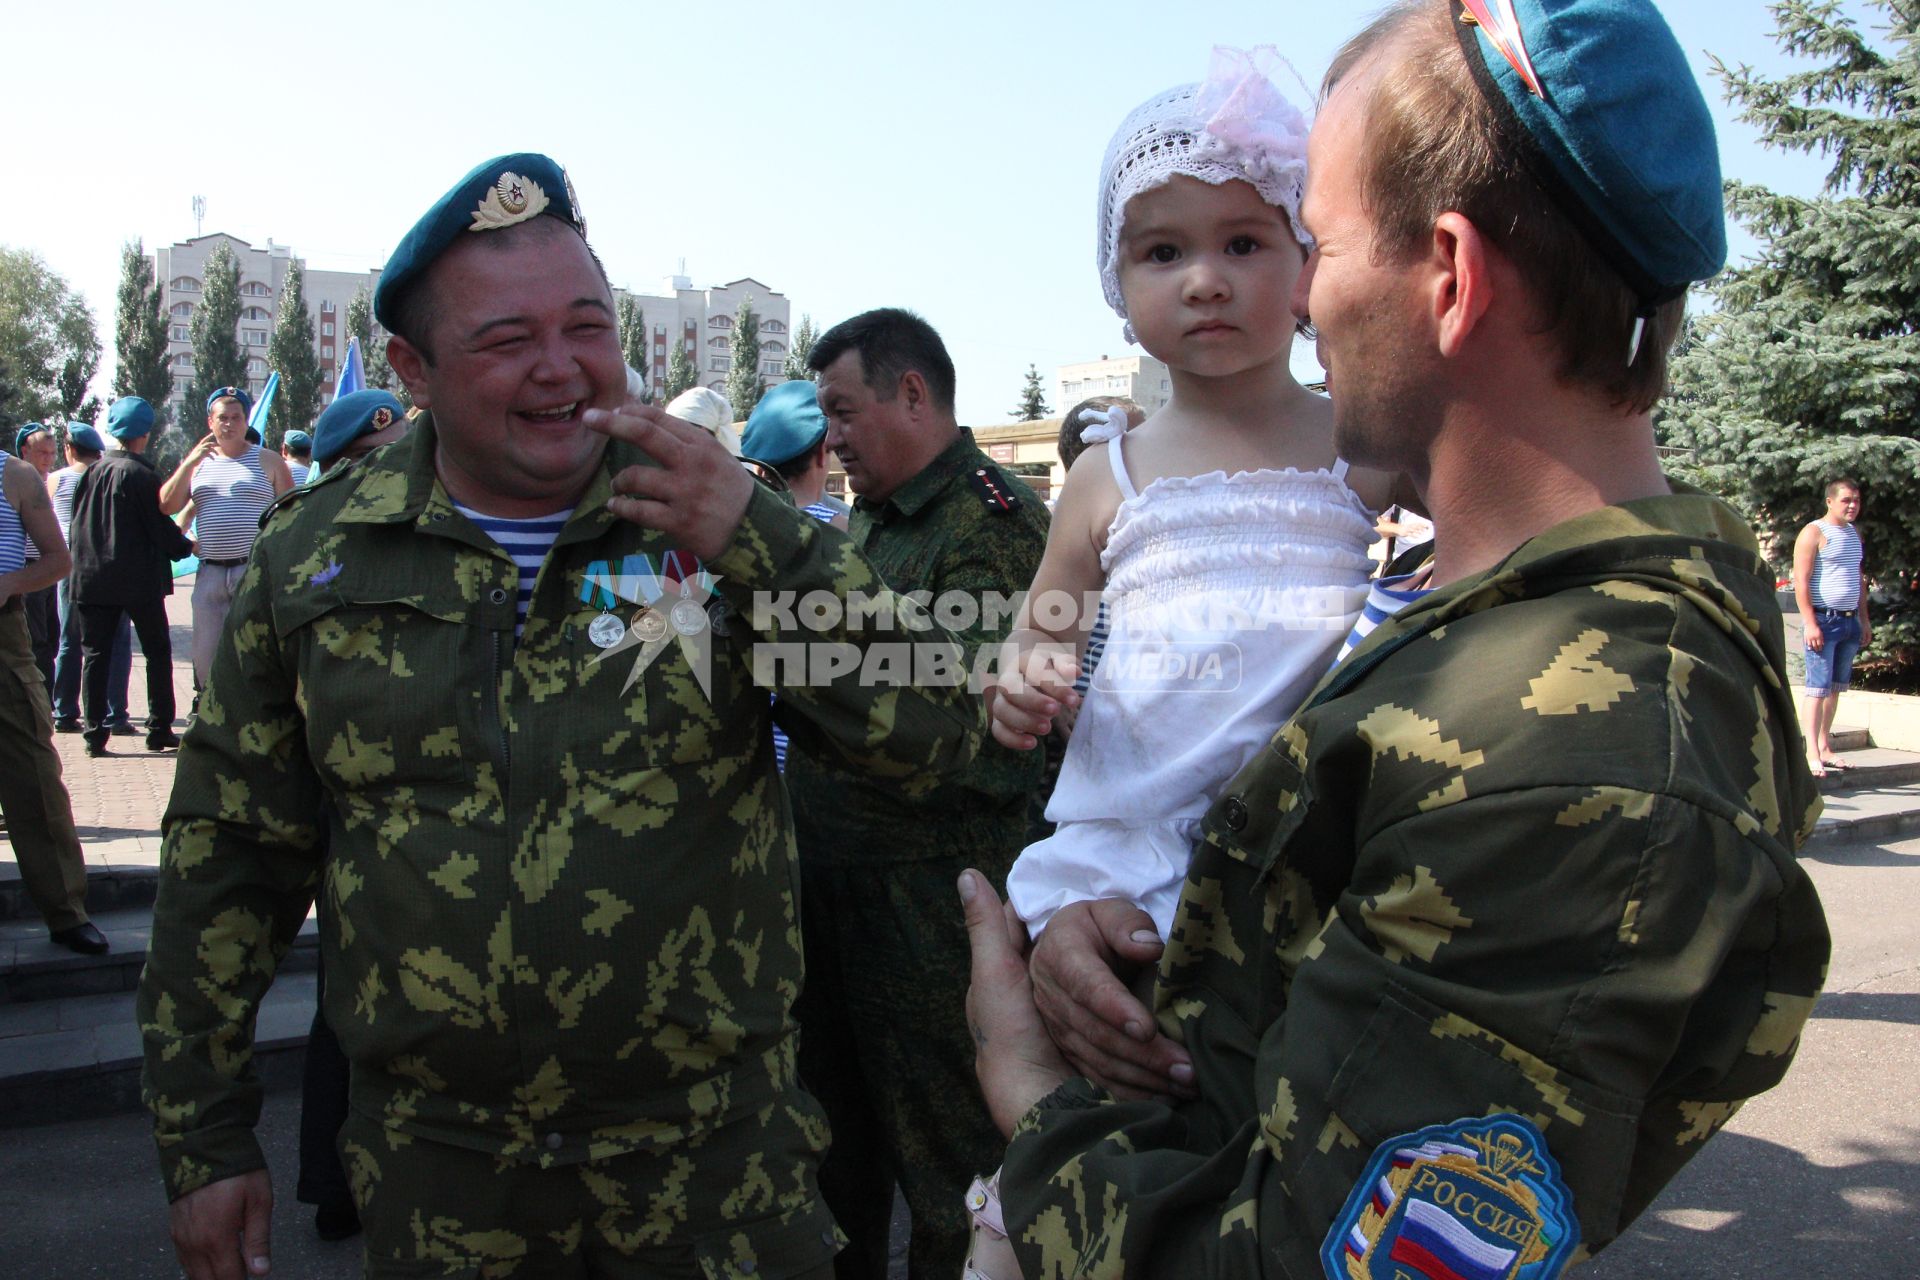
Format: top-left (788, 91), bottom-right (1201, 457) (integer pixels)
top-left (987, 642), bottom-right (1080, 751)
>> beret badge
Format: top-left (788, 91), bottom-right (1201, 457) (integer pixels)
top-left (372, 407), bottom-right (394, 429)
top-left (470, 172), bottom-right (550, 232)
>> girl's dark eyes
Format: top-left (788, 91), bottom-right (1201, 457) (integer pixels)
top-left (1147, 244), bottom-right (1180, 264)
top-left (1227, 236), bottom-right (1260, 255)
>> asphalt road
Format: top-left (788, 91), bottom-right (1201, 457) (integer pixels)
top-left (5, 837), bottom-right (1911, 1277)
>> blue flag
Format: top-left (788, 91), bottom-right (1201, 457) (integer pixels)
top-left (249, 371), bottom-right (279, 432)
top-left (334, 337), bottom-right (365, 399)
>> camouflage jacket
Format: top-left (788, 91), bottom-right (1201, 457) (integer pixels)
top-left (1001, 491), bottom-right (1829, 1277)
top-left (137, 415), bottom-right (983, 1201)
top-left (786, 430), bottom-right (1048, 866)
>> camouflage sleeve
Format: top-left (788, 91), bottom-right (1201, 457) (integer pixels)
top-left (1002, 788), bottom-right (1827, 1277)
top-left (136, 533), bottom-right (326, 1201)
top-left (709, 482), bottom-right (984, 783)
top-left (921, 513), bottom-right (1048, 801)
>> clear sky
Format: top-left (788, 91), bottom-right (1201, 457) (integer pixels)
top-left (4, 0), bottom-right (1884, 427)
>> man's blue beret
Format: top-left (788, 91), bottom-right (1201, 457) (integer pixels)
top-left (313, 389), bottom-right (407, 467)
top-left (67, 424), bottom-right (105, 453)
top-left (741, 381), bottom-right (829, 467)
top-left (206, 385), bottom-right (253, 416)
top-left (373, 153), bottom-right (584, 333)
top-left (1459, 0), bottom-right (1726, 298)
top-left (284, 430), bottom-right (313, 452)
top-left (107, 397), bottom-right (154, 441)
top-left (14, 423), bottom-right (46, 456)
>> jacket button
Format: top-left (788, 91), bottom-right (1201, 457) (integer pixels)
top-left (489, 587), bottom-right (509, 605)
top-left (1222, 797), bottom-right (1249, 831)
top-left (544, 1132), bottom-right (563, 1151)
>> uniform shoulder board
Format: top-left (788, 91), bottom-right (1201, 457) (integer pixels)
top-left (967, 466), bottom-right (1021, 513)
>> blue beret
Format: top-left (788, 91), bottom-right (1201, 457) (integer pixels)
top-left (206, 385), bottom-right (254, 416)
top-left (373, 153), bottom-right (584, 333)
top-left (107, 397), bottom-right (155, 441)
top-left (283, 430), bottom-right (313, 452)
top-left (741, 381), bottom-right (828, 467)
top-left (67, 424), bottom-right (105, 453)
top-left (1459, 0), bottom-right (1726, 298)
top-left (313, 389), bottom-right (407, 467)
top-left (14, 423), bottom-right (46, 455)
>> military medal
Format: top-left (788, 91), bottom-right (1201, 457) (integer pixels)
top-left (587, 612), bottom-right (625, 648)
top-left (670, 597), bottom-right (708, 636)
top-left (634, 610), bottom-right (669, 643)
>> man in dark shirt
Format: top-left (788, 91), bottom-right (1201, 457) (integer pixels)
top-left (787, 308), bottom-right (1049, 1277)
top-left (68, 397), bottom-right (194, 756)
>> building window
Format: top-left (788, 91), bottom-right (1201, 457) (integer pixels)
top-left (710, 335), bottom-right (730, 351)
top-left (170, 276), bottom-right (201, 292)
top-left (322, 344), bottom-right (334, 358)
top-left (322, 322), bottom-right (334, 337)
top-left (176, 353), bottom-right (193, 367)
top-left (239, 306), bottom-right (269, 322)
top-left (170, 301), bottom-right (194, 318)
top-left (241, 281), bottom-right (272, 297)
top-left (762, 320), bottom-right (786, 334)
top-left (172, 325), bottom-right (189, 341)
top-left (710, 358), bottom-right (728, 372)
top-left (762, 360), bottom-right (783, 375)
top-left (709, 315), bottom-right (732, 329)
top-left (761, 340), bottom-right (784, 353)
top-left (247, 358), bottom-right (266, 375)
top-left (321, 300), bottom-right (335, 314)
top-left (245, 330), bottom-right (268, 346)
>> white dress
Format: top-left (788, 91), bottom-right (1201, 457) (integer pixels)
top-left (1006, 432), bottom-right (1377, 938)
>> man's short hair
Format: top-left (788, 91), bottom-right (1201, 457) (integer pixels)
top-left (387, 213), bottom-right (610, 365)
top-left (807, 308), bottom-right (956, 415)
top-left (1325, 1), bottom-right (1685, 415)
top-left (1826, 477), bottom-right (1862, 500)
top-left (1057, 396), bottom-right (1140, 471)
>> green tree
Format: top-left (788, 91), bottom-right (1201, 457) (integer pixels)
top-left (1660, 0), bottom-right (1920, 665)
top-left (727, 296), bottom-right (765, 417)
top-left (783, 313), bottom-right (817, 380)
top-left (663, 339), bottom-right (697, 400)
top-left (113, 238), bottom-right (173, 429)
top-left (183, 242), bottom-right (247, 438)
top-left (267, 261), bottom-right (322, 446)
top-left (0, 246), bottom-right (100, 431)
top-left (1009, 363), bottom-right (1050, 421)
top-left (617, 295), bottom-right (651, 403)
top-left (345, 284), bottom-right (402, 402)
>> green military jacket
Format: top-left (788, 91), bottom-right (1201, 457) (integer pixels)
top-left (137, 415), bottom-right (983, 1200)
top-left (1001, 491), bottom-right (1830, 1277)
top-left (785, 429), bottom-right (1048, 867)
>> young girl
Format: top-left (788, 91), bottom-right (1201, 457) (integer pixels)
top-left (992, 47), bottom-right (1399, 946)
top-left (965, 48), bottom-right (1398, 1279)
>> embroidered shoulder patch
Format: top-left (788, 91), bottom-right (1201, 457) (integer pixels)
top-left (1321, 1115), bottom-right (1579, 1280)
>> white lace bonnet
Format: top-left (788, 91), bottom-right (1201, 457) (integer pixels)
top-left (1096, 46), bottom-right (1315, 329)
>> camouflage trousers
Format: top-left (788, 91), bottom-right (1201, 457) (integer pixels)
top-left (341, 1100), bottom-right (844, 1279)
top-left (0, 604), bottom-right (88, 932)
top-left (794, 852), bottom-right (1012, 1279)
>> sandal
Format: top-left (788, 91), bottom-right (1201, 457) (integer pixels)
top-left (1821, 758), bottom-right (1851, 771)
top-left (964, 1170), bottom-right (1022, 1280)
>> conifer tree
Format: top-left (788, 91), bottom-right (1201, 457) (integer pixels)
top-left (0, 247), bottom-right (99, 429)
top-left (183, 242), bottom-right (247, 437)
top-left (1661, 0), bottom-right (1920, 662)
top-left (727, 296), bottom-right (764, 416)
top-left (664, 340), bottom-right (697, 401)
top-left (113, 239), bottom-right (173, 426)
top-left (617, 295), bottom-right (651, 403)
top-left (345, 284), bottom-right (401, 401)
top-left (784, 313), bottom-right (817, 380)
top-left (267, 261), bottom-right (322, 446)
top-left (1009, 364), bottom-right (1050, 421)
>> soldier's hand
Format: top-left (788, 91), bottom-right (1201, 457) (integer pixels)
top-left (987, 641), bottom-right (1080, 751)
top-left (169, 1169), bottom-right (273, 1279)
top-left (587, 405), bottom-right (756, 563)
top-left (960, 869), bottom-right (1073, 1138)
top-left (1030, 899), bottom-right (1194, 1101)
top-left (1802, 613), bottom-right (1825, 652)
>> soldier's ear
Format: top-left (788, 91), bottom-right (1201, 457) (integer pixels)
top-left (386, 336), bottom-right (434, 410)
top-left (898, 370), bottom-right (929, 418)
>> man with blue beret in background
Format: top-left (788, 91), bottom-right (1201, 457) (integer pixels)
top-left (742, 380), bottom-right (849, 531)
top-left (964, 2), bottom-right (1831, 1276)
top-left (50, 422), bottom-right (137, 736)
top-left (138, 152), bottom-right (984, 1280)
top-left (0, 414), bottom-right (102, 953)
top-left (308, 387), bottom-right (410, 476)
top-left (278, 430), bottom-right (313, 486)
top-left (68, 397), bottom-right (195, 759)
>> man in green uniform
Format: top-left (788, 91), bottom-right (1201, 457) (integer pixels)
top-left (963, 3), bottom-right (1831, 1277)
top-left (138, 155), bottom-right (983, 1280)
top-left (786, 308), bottom-right (1048, 1277)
